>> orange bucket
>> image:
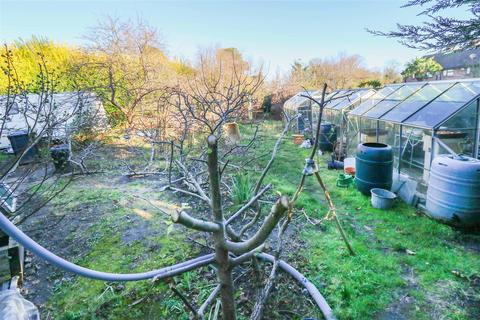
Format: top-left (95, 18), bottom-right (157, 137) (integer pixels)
top-left (292, 134), bottom-right (304, 145)
top-left (345, 167), bottom-right (356, 176)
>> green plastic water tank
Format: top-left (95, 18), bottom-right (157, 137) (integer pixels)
top-left (355, 142), bottom-right (393, 195)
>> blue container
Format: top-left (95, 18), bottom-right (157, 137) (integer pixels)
top-left (297, 116), bottom-right (305, 132)
top-left (297, 106), bottom-right (312, 133)
top-left (319, 123), bottom-right (337, 152)
top-left (7, 130), bottom-right (37, 164)
top-left (426, 155), bottom-right (480, 226)
top-left (355, 142), bottom-right (393, 195)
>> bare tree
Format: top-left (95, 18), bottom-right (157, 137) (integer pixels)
top-left (288, 54), bottom-right (381, 90)
top-left (160, 52), bottom-right (353, 318)
top-left (73, 17), bottom-right (173, 127)
top-left (177, 48), bottom-right (264, 134)
top-left (382, 61), bottom-right (403, 84)
top-left (156, 51), bottom-right (292, 319)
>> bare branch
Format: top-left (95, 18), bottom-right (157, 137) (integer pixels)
top-left (225, 183), bottom-right (272, 226)
top-left (171, 211), bottom-right (220, 233)
top-left (175, 160), bottom-right (211, 204)
top-left (197, 285), bottom-right (221, 319)
top-left (230, 244), bottom-right (265, 266)
top-left (225, 196), bottom-right (289, 255)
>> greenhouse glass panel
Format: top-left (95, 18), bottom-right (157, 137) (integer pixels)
top-left (349, 85), bottom-right (402, 116)
top-left (346, 115), bottom-right (362, 155)
top-left (363, 100), bottom-right (400, 119)
top-left (403, 101), bottom-right (465, 128)
top-left (311, 91), bottom-right (342, 125)
top-left (332, 110), bottom-right (343, 125)
top-left (332, 90), bottom-right (367, 110)
top-left (380, 83), bottom-right (453, 122)
top-left (436, 100), bottom-right (478, 157)
top-left (0, 183), bottom-right (16, 212)
top-left (359, 118), bottom-right (378, 143)
top-left (324, 90), bottom-right (352, 109)
top-left (332, 98), bottom-right (353, 110)
top-left (379, 122), bottom-right (400, 170)
top-left (362, 83), bottom-right (424, 119)
top-left (403, 81), bottom-right (480, 128)
top-left (311, 90), bottom-right (326, 99)
top-left (399, 126), bottom-right (430, 183)
top-left (323, 109), bottom-right (334, 123)
top-left (328, 92), bottom-right (351, 109)
top-left (436, 81), bottom-right (480, 102)
top-left (387, 83), bottom-right (424, 100)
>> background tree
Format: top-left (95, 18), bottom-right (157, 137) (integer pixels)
top-left (177, 47), bottom-right (264, 132)
top-left (401, 57), bottom-right (443, 80)
top-left (262, 70), bottom-right (300, 109)
top-left (358, 79), bottom-right (382, 88)
top-left (289, 60), bottom-right (312, 89)
top-left (287, 54), bottom-right (381, 90)
top-left (72, 17), bottom-right (175, 127)
top-left (0, 37), bottom-right (79, 93)
top-left (382, 61), bottom-right (403, 84)
top-left (370, 0), bottom-right (480, 51)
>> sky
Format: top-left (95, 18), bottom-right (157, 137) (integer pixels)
top-left (0, 0), bottom-right (472, 77)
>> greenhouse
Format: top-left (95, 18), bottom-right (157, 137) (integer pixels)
top-left (284, 88), bottom-right (375, 135)
top-left (312, 88), bottom-right (376, 156)
top-left (347, 79), bottom-right (480, 194)
top-left (283, 90), bottom-right (319, 133)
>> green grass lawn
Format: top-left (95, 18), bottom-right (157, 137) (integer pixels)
top-left (238, 121), bottom-right (480, 320)
top-left (31, 120), bottom-right (479, 319)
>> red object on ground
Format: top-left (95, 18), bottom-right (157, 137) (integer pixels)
top-left (345, 167), bottom-right (356, 176)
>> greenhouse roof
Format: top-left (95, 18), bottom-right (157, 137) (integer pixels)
top-left (322, 88), bottom-right (375, 111)
top-left (284, 90), bottom-right (336, 110)
top-left (283, 92), bottom-right (312, 110)
top-left (285, 87), bottom-right (376, 111)
top-left (348, 79), bottom-right (480, 129)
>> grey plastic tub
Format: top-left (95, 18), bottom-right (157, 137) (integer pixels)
top-left (370, 188), bottom-right (396, 210)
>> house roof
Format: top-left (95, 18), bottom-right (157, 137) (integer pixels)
top-left (429, 48), bottom-right (480, 70)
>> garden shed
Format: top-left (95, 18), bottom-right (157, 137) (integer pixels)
top-left (0, 92), bottom-right (106, 150)
top-left (347, 79), bottom-right (480, 194)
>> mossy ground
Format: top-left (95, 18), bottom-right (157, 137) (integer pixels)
top-left (20, 120), bottom-right (479, 319)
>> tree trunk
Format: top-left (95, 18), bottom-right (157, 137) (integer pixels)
top-left (207, 135), bottom-right (237, 320)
